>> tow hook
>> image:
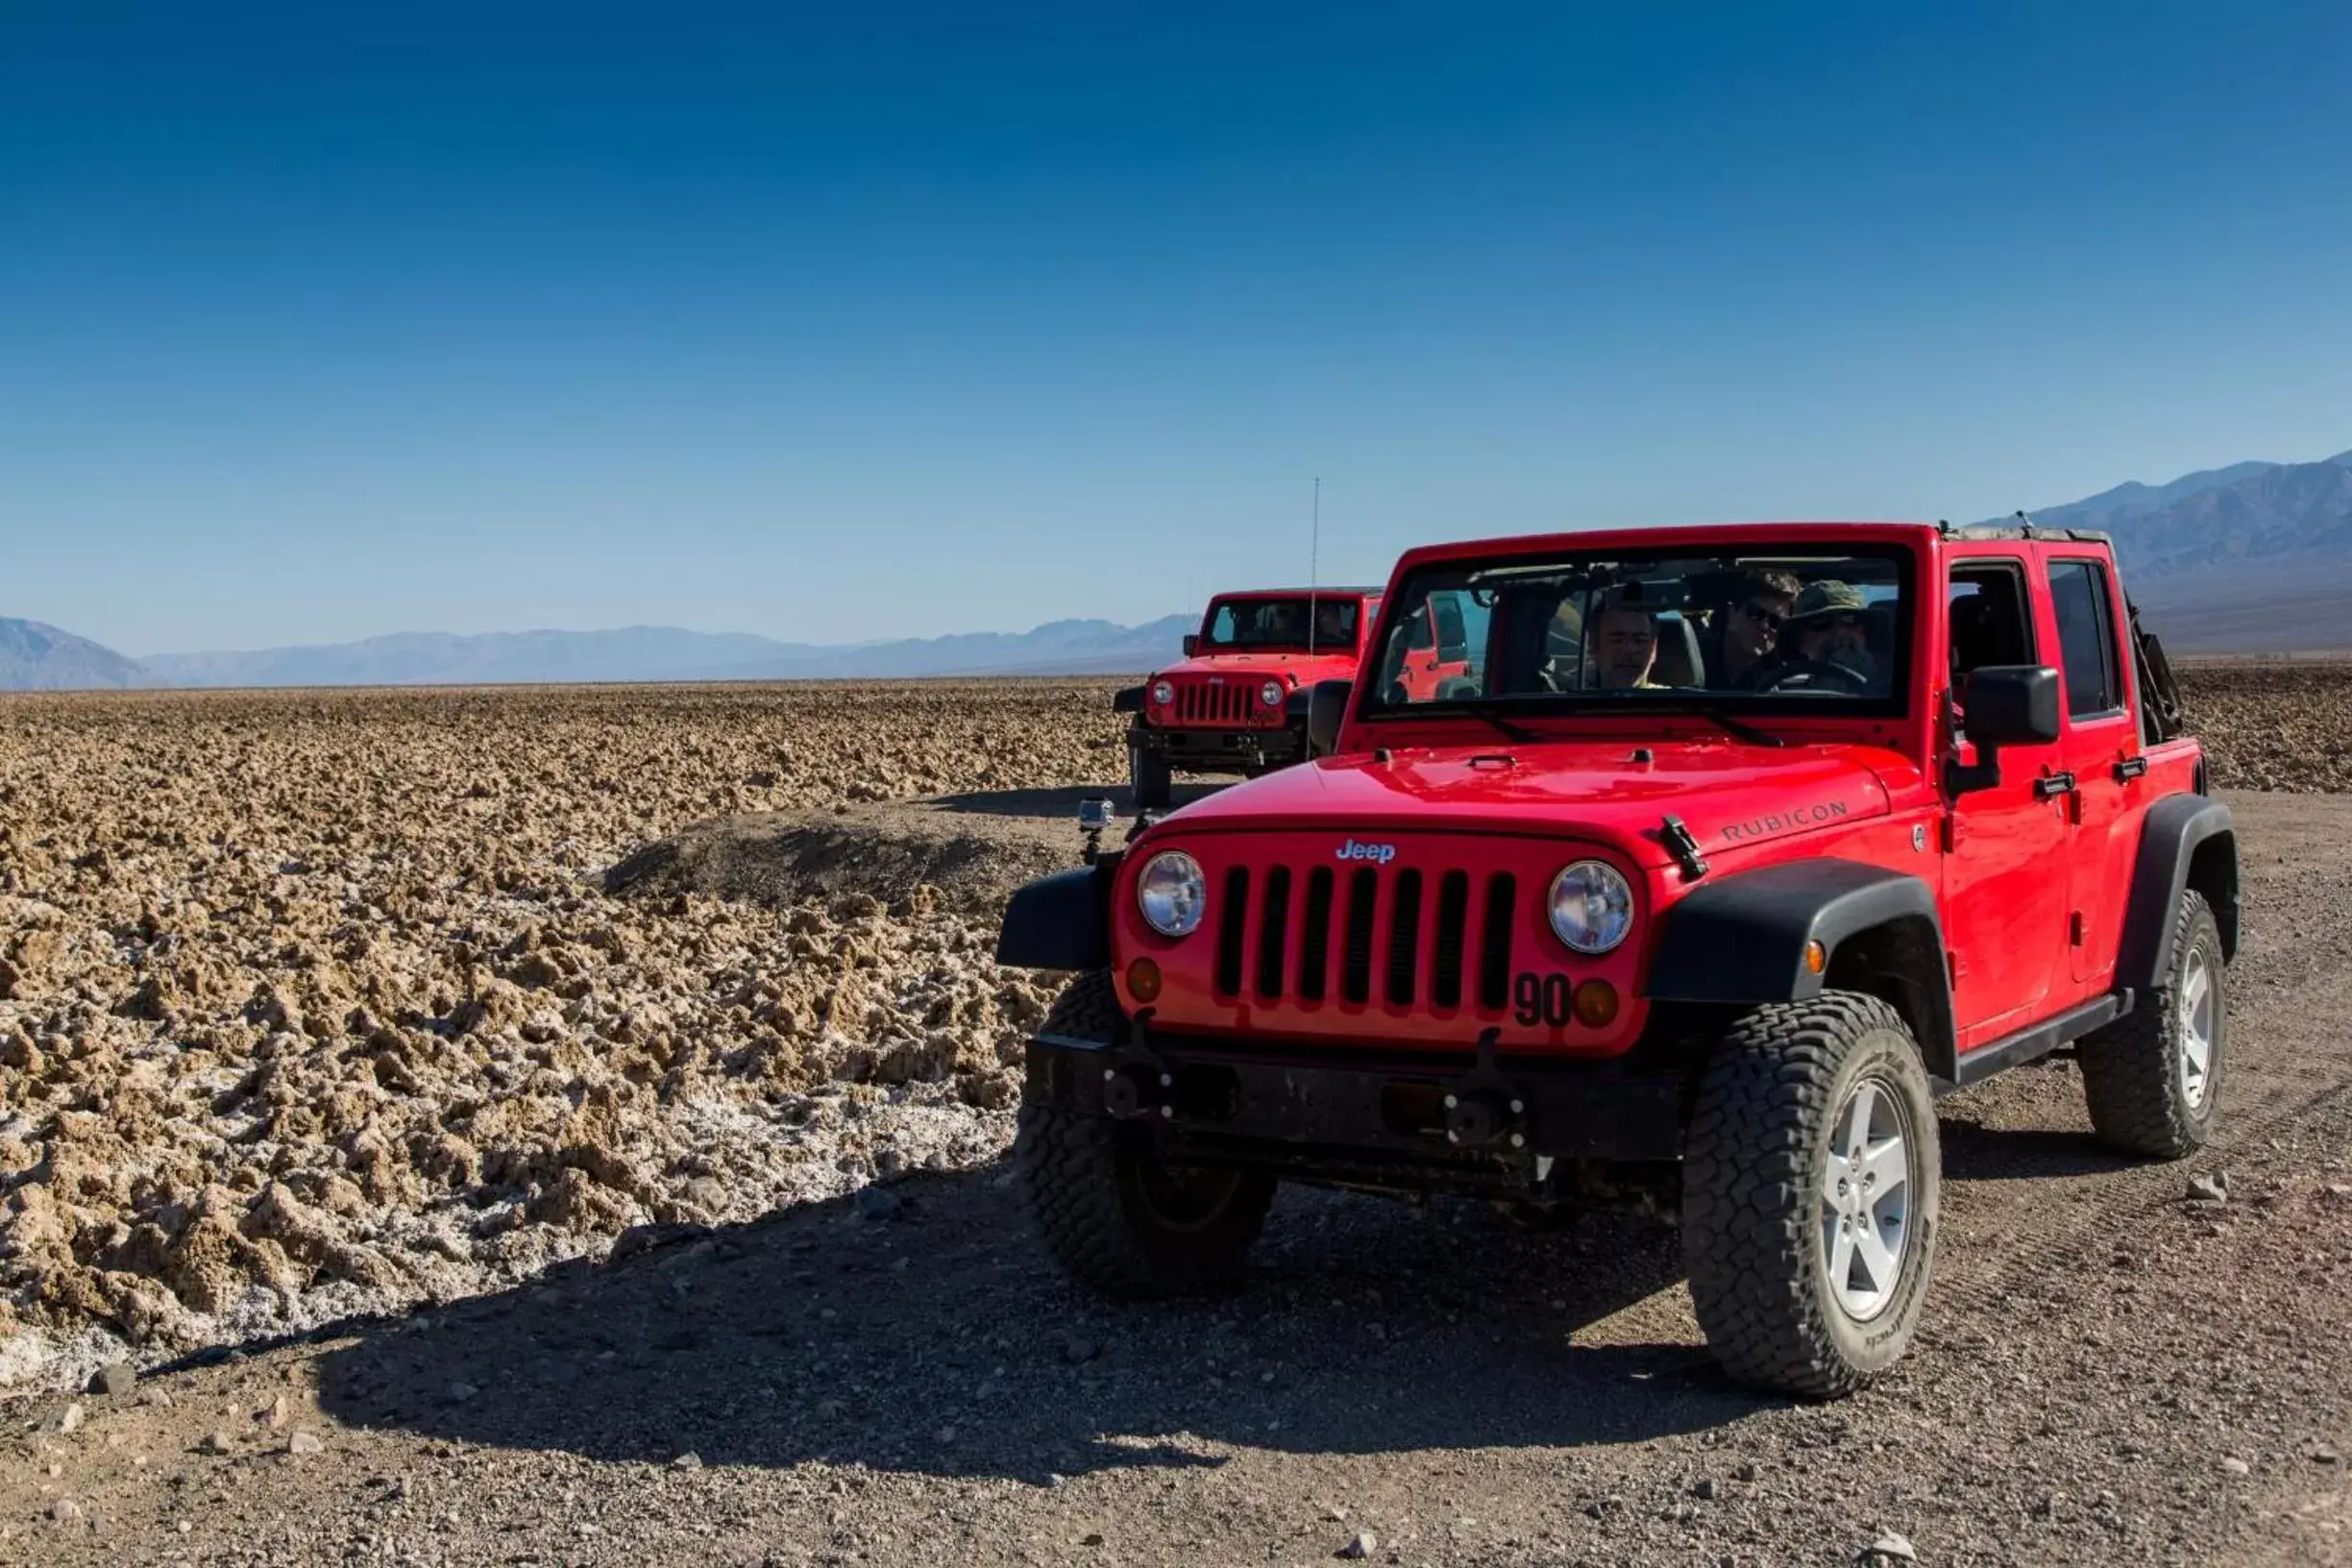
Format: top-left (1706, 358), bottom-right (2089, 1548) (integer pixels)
top-left (1443, 1027), bottom-right (1529, 1150)
top-left (1102, 1009), bottom-right (1174, 1120)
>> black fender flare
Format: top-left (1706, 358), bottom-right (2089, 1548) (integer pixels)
top-left (995, 863), bottom-right (1115, 971)
top-left (2116, 794), bottom-right (2238, 989)
top-left (1112, 684), bottom-right (1145, 715)
top-left (1645, 858), bottom-right (1957, 1078)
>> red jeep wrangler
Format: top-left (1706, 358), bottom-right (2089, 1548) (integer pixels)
top-left (1117, 588), bottom-right (1474, 808)
top-left (1002, 522), bottom-right (2237, 1398)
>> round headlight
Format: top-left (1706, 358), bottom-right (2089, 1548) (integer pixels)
top-left (1136, 850), bottom-right (1207, 938)
top-left (1260, 680), bottom-right (1284, 707)
top-left (1548, 860), bottom-right (1633, 954)
top-left (1151, 680), bottom-right (1175, 706)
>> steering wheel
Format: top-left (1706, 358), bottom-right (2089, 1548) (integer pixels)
top-left (1753, 658), bottom-right (1872, 694)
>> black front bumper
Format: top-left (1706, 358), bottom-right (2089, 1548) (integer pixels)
top-left (1025, 1025), bottom-right (1685, 1196)
top-left (1132, 721), bottom-right (1308, 772)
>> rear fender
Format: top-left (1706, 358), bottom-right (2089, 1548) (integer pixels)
top-left (2117, 795), bottom-right (2238, 987)
top-left (1645, 859), bottom-right (1957, 1079)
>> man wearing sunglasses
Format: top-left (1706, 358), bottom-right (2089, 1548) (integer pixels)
top-left (1775, 578), bottom-right (1889, 694)
top-left (1705, 570), bottom-right (1799, 688)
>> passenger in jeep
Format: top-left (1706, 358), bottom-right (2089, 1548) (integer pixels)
top-left (1590, 599), bottom-right (1661, 690)
top-left (1703, 569), bottom-right (1799, 688)
top-left (1762, 579), bottom-right (1890, 696)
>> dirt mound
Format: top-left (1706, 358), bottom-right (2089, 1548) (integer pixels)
top-left (604, 790), bottom-right (1109, 919)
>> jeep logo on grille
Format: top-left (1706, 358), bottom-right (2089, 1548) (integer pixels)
top-left (1335, 839), bottom-right (1398, 865)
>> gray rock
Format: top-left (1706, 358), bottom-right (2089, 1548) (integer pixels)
top-left (2221, 1457), bottom-right (2251, 1476)
top-left (1860, 1531), bottom-right (1918, 1564)
top-left (2187, 1173), bottom-right (2229, 1203)
top-left (55, 1401), bottom-right (84, 1434)
top-left (50, 1498), bottom-right (82, 1524)
top-left (1063, 1335), bottom-right (1101, 1365)
top-left (92, 1360), bottom-right (136, 1398)
top-left (199, 1429), bottom-right (234, 1457)
top-left (1734, 1460), bottom-right (1760, 1482)
top-left (1693, 1477), bottom-right (1720, 1500)
top-left (672, 1452), bottom-right (703, 1469)
top-left (1338, 1530), bottom-right (1378, 1559)
top-left (446, 1381), bottom-right (481, 1406)
top-left (854, 1186), bottom-right (902, 1221)
top-left (287, 1430), bottom-right (324, 1456)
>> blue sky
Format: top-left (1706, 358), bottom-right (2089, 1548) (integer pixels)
top-left (4, 1), bottom-right (2349, 654)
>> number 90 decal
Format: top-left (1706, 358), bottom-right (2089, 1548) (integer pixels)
top-left (1512, 972), bottom-right (1576, 1028)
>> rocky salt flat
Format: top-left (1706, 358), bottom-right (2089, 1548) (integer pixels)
top-left (0, 681), bottom-right (1127, 1393)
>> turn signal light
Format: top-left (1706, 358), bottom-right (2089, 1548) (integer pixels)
top-left (1572, 979), bottom-right (1618, 1028)
top-left (1125, 958), bottom-right (1163, 1003)
top-left (1805, 940), bottom-right (1827, 975)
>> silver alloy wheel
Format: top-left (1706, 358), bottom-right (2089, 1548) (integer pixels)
top-left (2179, 948), bottom-right (2216, 1110)
top-left (1820, 1075), bottom-right (1914, 1322)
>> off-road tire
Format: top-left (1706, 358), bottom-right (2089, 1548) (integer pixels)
top-left (2077, 889), bottom-right (2226, 1158)
top-left (1682, 992), bottom-right (1941, 1399)
top-left (1016, 972), bottom-right (1275, 1297)
top-left (1128, 740), bottom-right (1173, 811)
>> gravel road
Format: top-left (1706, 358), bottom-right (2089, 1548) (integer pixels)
top-left (5, 790), bottom-right (2348, 1567)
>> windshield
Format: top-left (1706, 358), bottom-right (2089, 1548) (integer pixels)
top-left (1365, 545), bottom-right (1911, 714)
top-left (1202, 596), bottom-right (1360, 652)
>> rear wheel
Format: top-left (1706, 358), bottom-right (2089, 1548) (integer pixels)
top-left (2077, 888), bottom-right (2226, 1158)
top-left (1016, 972), bottom-right (1274, 1296)
top-left (1128, 739), bottom-right (1173, 811)
top-left (1682, 992), bottom-right (1941, 1398)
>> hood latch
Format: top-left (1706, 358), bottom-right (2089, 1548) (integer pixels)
top-left (1660, 815), bottom-right (1709, 883)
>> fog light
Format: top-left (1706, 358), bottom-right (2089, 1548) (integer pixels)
top-left (1572, 979), bottom-right (1618, 1028)
top-left (1126, 957), bottom-right (1163, 1003)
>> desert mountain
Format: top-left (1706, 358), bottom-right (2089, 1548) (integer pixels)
top-left (141, 615), bottom-right (1198, 688)
top-left (0, 618), bottom-right (152, 690)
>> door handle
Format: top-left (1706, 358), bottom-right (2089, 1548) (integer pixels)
top-left (2033, 772), bottom-right (2077, 800)
top-left (2114, 756), bottom-right (2148, 782)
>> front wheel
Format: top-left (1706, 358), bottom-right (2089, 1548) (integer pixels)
top-left (1015, 973), bottom-right (1274, 1296)
top-left (1128, 740), bottom-right (1172, 811)
top-left (1682, 993), bottom-right (1941, 1399)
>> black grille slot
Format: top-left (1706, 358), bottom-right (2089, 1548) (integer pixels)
top-left (1341, 868), bottom-right (1378, 1004)
top-left (1255, 867), bottom-right (1292, 998)
top-left (1479, 872), bottom-right (1517, 1011)
top-left (1213, 866), bottom-right (1250, 996)
top-left (1432, 870), bottom-right (1470, 1008)
top-left (1298, 868), bottom-right (1335, 1002)
top-left (1385, 869), bottom-right (1423, 1005)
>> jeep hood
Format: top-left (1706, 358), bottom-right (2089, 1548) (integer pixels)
top-left (1144, 741), bottom-right (1898, 868)
top-left (1150, 650), bottom-right (1360, 683)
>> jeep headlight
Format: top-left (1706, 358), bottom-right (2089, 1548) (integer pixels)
top-left (1151, 680), bottom-right (1175, 706)
top-left (1260, 680), bottom-right (1284, 707)
top-left (1548, 860), bottom-right (1632, 954)
top-left (1136, 850), bottom-right (1207, 938)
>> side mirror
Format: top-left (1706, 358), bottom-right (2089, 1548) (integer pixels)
top-left (1962, 664), bottom-right (2062, 747)
top-left (1181, 634), bottom-right (1199, 657)
top-left (1307, 678), bottom-right (1352, 756)
top-left (1947, 664), bottom-right (2060, 795)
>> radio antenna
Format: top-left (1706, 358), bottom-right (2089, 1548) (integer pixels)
top-left (1307, 477), bottom-right (1321, 655)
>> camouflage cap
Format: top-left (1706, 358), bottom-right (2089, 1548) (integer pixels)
top-left (1790, 579), bottom-right (1871, 624)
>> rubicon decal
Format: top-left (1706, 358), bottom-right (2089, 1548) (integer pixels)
top-left (1335, 839), bottom-right (1398, 864)
top-left (1719, 799), bottom-right (1851, 844)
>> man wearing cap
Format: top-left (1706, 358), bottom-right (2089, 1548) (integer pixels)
top-left (1750, 579), bottom-right (1887, 694)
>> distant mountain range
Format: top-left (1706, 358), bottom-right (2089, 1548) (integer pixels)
top-left (132, 614), bottom-right (1200, 689)
top-left (8, 446), bottom-right (2352, 689)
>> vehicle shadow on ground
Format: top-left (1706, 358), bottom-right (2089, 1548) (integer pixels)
top-left (315, 1166), bottom-right (1764, 1482)
top-left (1937, 1118), bottom-right (2143, 1182)
top-left (927, 781), bottom-right (1234, 821)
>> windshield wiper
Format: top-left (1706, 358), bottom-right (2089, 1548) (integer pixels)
top-left (1652, 702), bottom-right (1787, 748)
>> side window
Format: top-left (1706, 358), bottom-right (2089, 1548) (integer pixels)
top-left (1947, 560), bottom-right (2034, 678)
top-left (1432, 596), bottom-right (1468, 659)
top-left (1404, 604), bottom-right (1436, 652)
top-left (2047, 559), bottom-right (2122, 718)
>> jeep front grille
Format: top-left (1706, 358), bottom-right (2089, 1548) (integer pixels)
top-left (1163, 677), bottom-right (1274, 728)
top-left (1213, 861), bottom-right (1518, 1014)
